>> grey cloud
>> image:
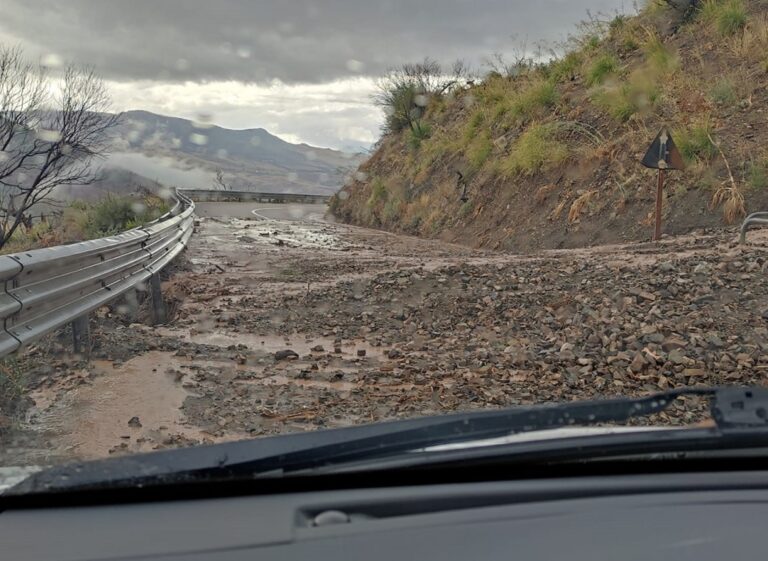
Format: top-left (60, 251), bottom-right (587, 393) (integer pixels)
top-left (0, 0), bottom-right (630, 84)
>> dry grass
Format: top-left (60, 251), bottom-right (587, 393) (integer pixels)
top-left (568, 190), bottom-right (597, 223)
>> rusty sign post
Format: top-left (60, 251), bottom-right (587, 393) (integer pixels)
top-left (640, 127), bottom-right (684, 241)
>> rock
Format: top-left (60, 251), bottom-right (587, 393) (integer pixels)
top-left (311, 345), bottom-right (325, 352)
top-left (705, 333), bottom-right (725, 348)
top-left (683, 368), bottom-right (706, 377)
top-left (128, 416), bottom-right (142, 428)
top-left (357, 349), bottom-right (366, 357)
top-left (662, 336), bottom-right (687, 352)
top-left (630, 353), bottom-right (646, 373)
top-left (387, 349), bottom-right (402, 359)
top-left (693, 263), bottom-right (712, 275)
top-left (274, 349), bottom-right (299, 361)
top-left (668, 349), bottom-right (687, 365)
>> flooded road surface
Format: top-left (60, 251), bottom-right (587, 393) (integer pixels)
top-left (28, 352), bottom-right (212, 461)
top-left (8, 203), bottom-right (768, 467)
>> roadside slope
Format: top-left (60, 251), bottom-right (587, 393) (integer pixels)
top-left (332, 0), bottom-right (768, 251)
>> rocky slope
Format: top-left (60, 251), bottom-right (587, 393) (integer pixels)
top-left (332, 0), bottom-right (768, 251)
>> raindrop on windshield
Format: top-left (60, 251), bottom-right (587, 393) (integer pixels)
top-left (36, 129), bottom-right (62, 143)
top-left (287, 172), bottom-right (298, 182)
top-left (346, 59), bottom-right (365, 73)
top-left (175, 58), bottom-right (190, 71)
top-left (189, 133), bottom-right (208, 146)
top-left (236, 46), bottom-right (252, 59)
top-left (41, 53), bottom-right (63, 68)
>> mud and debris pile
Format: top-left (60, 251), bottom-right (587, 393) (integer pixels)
top-left (4, 213), bottom-right (768, 465)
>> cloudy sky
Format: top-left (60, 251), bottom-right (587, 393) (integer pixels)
top-left (0, 0), bottom-right (631, 152)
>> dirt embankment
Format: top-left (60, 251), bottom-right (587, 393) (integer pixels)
top-left (332, 1), bottom-right (768, 251)
top-left (3, 212), bottom-right (768, 467)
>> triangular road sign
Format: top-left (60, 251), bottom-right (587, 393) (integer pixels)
top-left (641, 127), bottom-right (685, 170)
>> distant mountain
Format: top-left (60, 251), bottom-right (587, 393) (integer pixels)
top-left (93, 110), bottom-right (364, 196)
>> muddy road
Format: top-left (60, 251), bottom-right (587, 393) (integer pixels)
top-left (3, 204), bottom-right (768, 466)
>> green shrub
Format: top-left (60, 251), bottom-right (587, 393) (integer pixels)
top-left (408, 122), bottom-right (432, 149)
top-left (459, 200), bottom-right (474, 217)
top-left (675, 121), bottom-right (717, 163)
top-left (700, 0), bottom-right (747, 36)
top-left (747, 161), bottom-right (768, 190)
top-left (594, 76), bottom-right (660, 122)
top-left (510, 80), bottom-right (558, 120)
top-left (366, 177), bottom-right (387, 207)
top-left (710, 78), bottom-right (737, 104)
top-left (586, 54), bottom-right (620, 86)
top-left (466, 133), bottom-right (493, 171)
top-left (548, 51), bottom-right (583, 82)
top-left (501, 123), bottom-right (569, 176)
top-left (643, 33), bottom-right (677, 73)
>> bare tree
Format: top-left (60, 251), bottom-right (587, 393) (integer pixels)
top-left (0, 45), bottom-right (120, 249)
top-left (212, 168), bottom-right (230, 191)
top-left (374, 58), bottom-right (473, 134)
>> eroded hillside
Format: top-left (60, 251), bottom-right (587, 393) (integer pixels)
top-left (332, 0), bottom-right (768, 251)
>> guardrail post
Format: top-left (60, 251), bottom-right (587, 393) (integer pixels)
top-left (72, 315), bottom-right (90, 356)
top-left (149, 274), bottom-right (167, 325)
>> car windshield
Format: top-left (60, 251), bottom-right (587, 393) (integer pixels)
top-left (0, 0), bottom-right (766, 476)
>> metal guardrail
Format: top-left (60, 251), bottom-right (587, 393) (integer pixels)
top-left (179, 189), bottom-right (330, 204)
top-left (740, 212), bottom-right (768, 244)
top-left (0, 190), bottom-right (195, 358)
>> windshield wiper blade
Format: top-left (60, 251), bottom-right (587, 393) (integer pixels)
top-left (10, 385), bottom-right (768, 495)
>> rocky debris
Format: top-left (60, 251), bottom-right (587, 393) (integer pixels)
top-left (127, 416), bottom-right (142, 428)
top-left (8, 215), bottom-right (768, 467)
top-left (274, 349), bottom-right (299, 361)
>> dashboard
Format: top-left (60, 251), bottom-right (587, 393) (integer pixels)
top-left (3, 471), bottom-right (768, 561)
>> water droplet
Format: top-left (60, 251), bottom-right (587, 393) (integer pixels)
top-left (354, 171), bottom-right (368, 182)
top-left (287, 172), bottom-right (298, 182)
top-left (158, 187), bottom-right (173, 200)
top-left (189, 133), bottom-right (208, 146)
top-left (414, 94), bottom-right (428, 107)
top-left (193, 113), bottom-right (214, 129)
top-left (41, 53), bottom-right (63, 68)
top-left (346, 59), bottom-right (365, 73)
top-left (36, 129), bottom-right (61, 143)
top-left (250, 136), bottom-right (262, 147)
top-left (305, 150), bottom-right (317, 161)
top-left (131, 202), bottom-right (146, 214)
top-left (338, 190), bottom-right (349, 200)
top-left (216, 148), bottom-right (228, 159)
top-left (175, 58), bottom-right (190, 71)
top-left (236, 46), bottom-right (252, 59)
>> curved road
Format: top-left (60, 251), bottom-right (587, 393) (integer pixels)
top-left (193, 201), bottom-right (329, 222)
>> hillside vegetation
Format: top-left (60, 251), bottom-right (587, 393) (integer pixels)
top-left (331, 0), bottom-right (768, 251)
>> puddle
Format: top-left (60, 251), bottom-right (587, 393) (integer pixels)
top-left (28, 352), bottom-right (209, 460)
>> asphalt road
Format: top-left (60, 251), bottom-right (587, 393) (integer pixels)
top-left (193, 202), bottom-right (330, 222)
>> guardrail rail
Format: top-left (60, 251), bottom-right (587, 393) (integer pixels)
top-left (740, 212), bottom-right (768, 244)
top-left (0, 190), bottom-right (195, 358)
